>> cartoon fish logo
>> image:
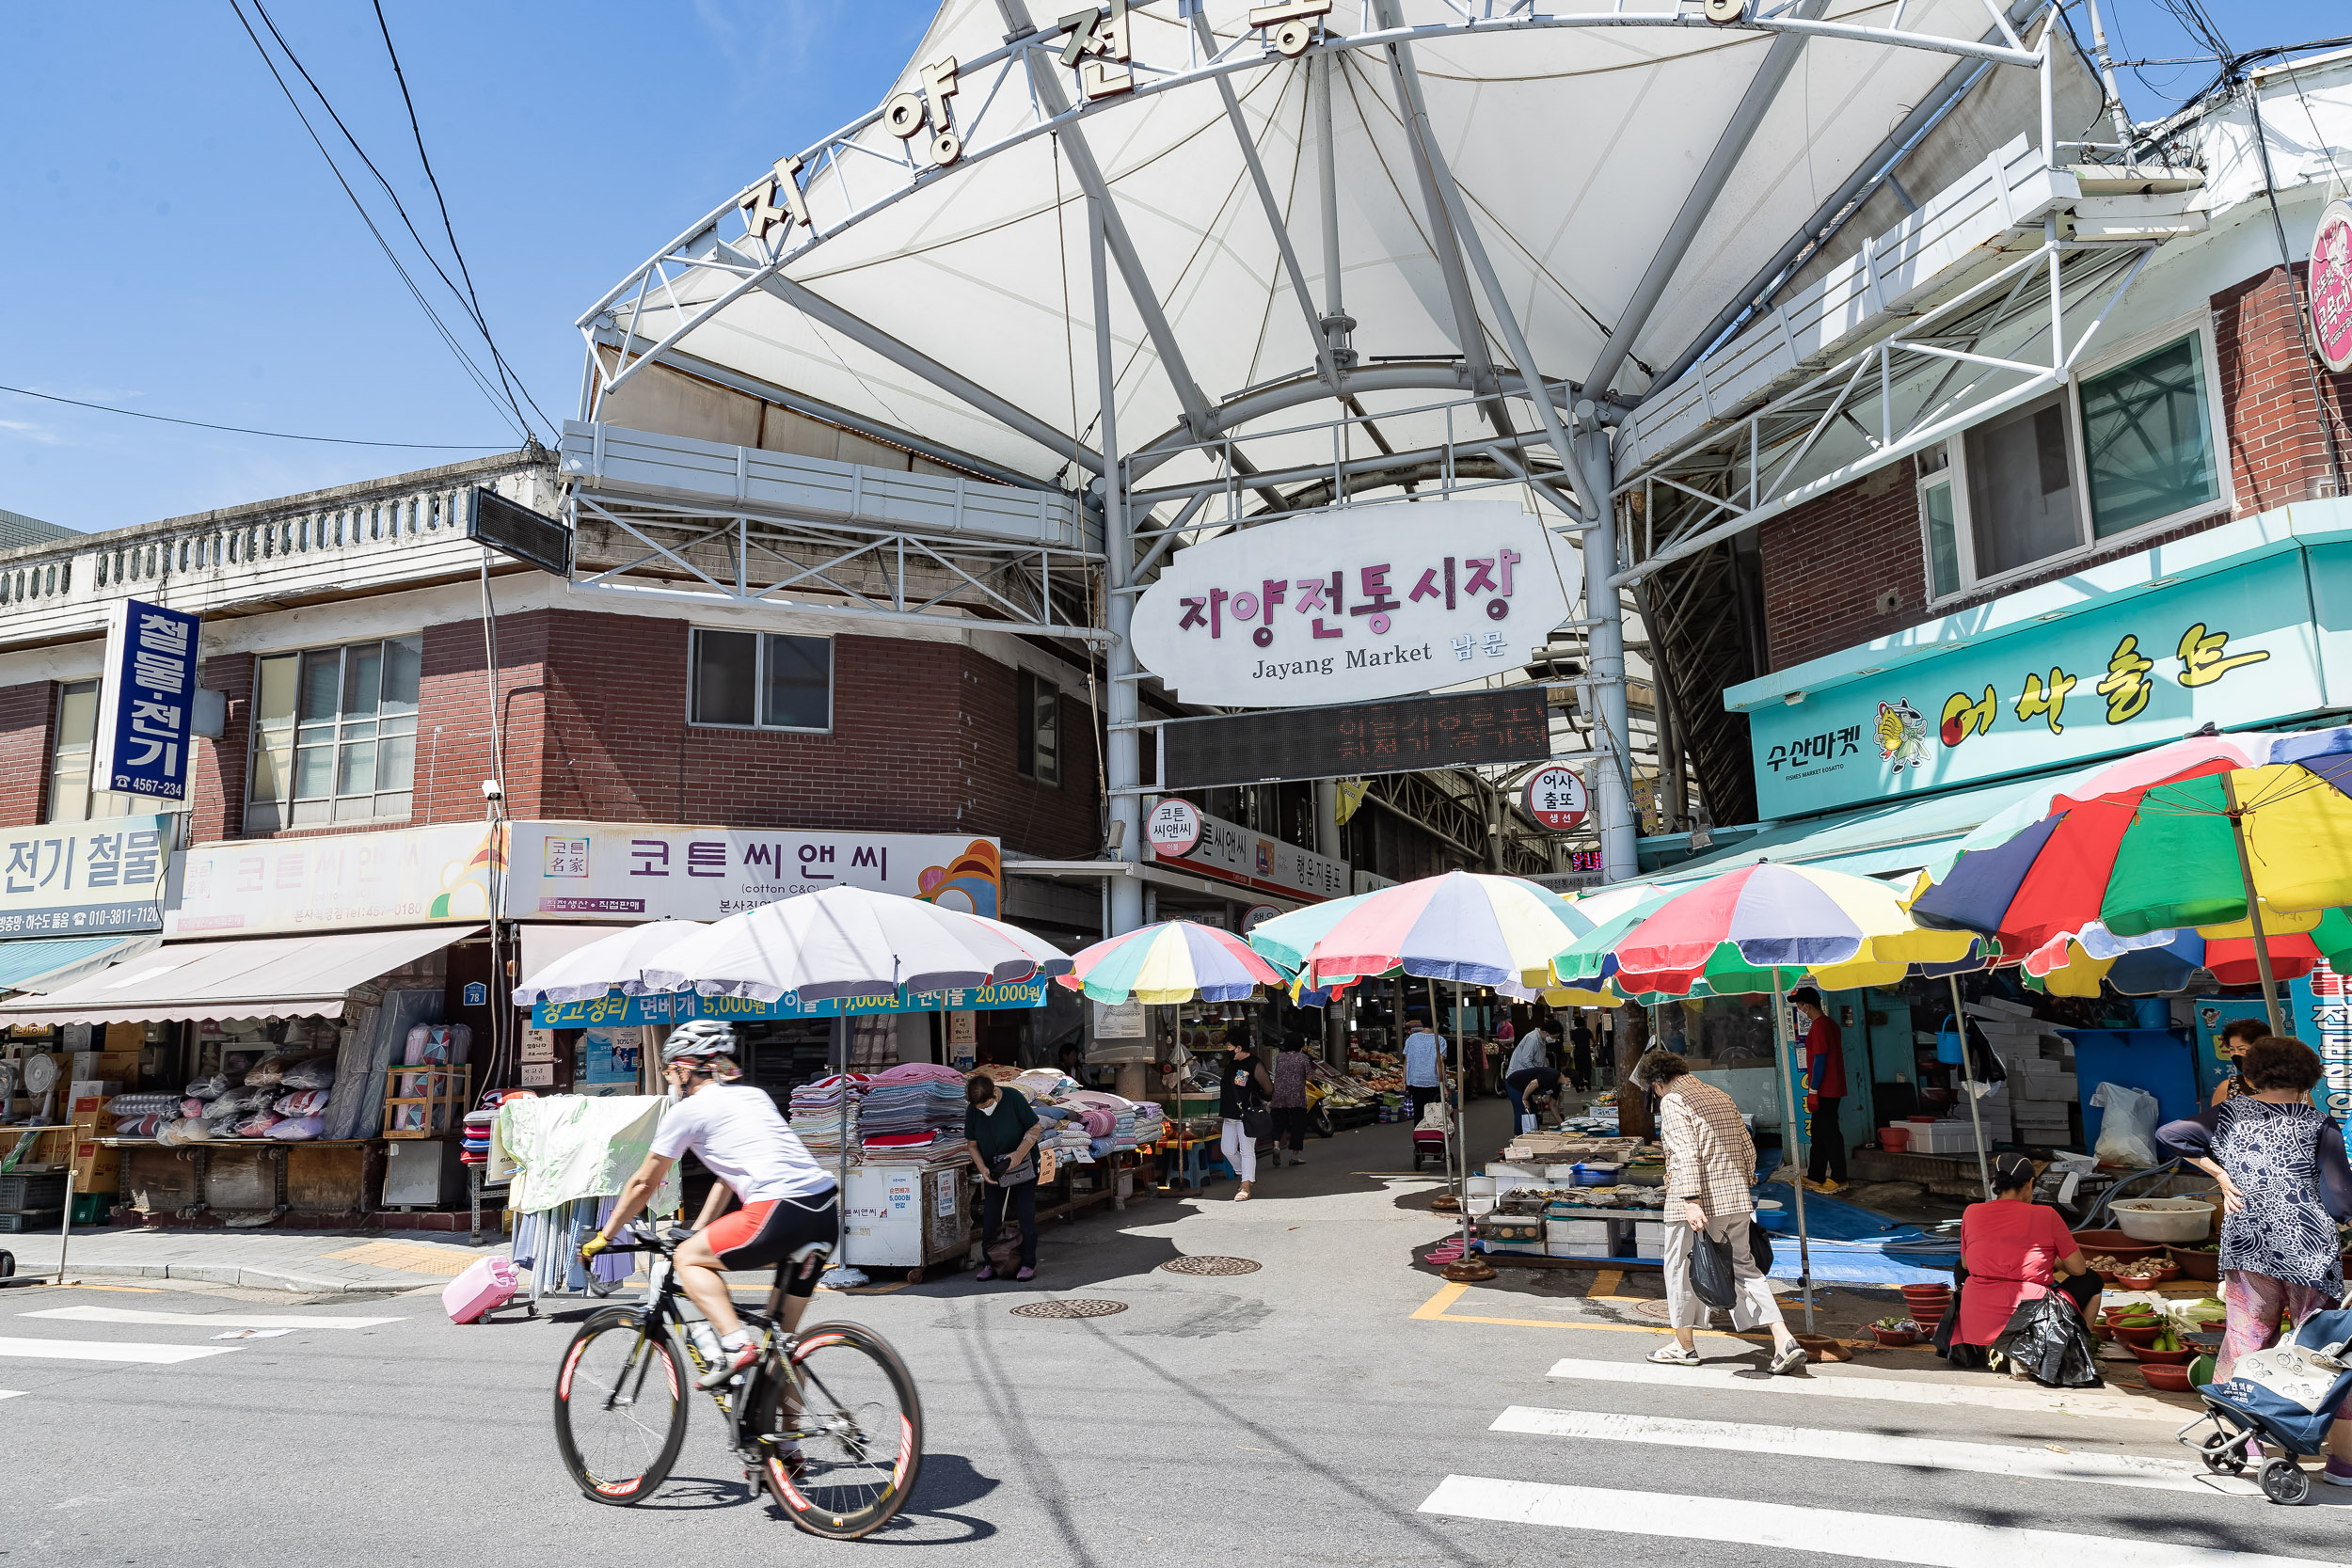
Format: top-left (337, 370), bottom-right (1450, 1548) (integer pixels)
top-left (1876, 700), bottom-right (1930, 772)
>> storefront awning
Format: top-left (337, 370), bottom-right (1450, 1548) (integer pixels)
top-left (0, 926), bottom-right (484, 1026)
top-left (0, 934), bottom-right (161, 995)
top-left (1650, 775), bottom-right (2053, 889)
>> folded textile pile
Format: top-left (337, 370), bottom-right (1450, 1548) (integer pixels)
top-left (789, 1073), bottom-right (866, 1160)
top-left (858, 1062), bottom-right (968, 1148)
top-left (463, 1089), bottom-right (532, 1166)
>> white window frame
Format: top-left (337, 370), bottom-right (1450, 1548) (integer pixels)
top-left (1918, 312), bottom-right (2232, 606)
top-left (245, 636), bottom-right (423, 833)
top-left (685, 626), bottom-right (835, 734)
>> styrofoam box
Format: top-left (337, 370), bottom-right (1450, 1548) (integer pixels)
top-left (1467, 1196), bottom-right (1496, 1217)
top-left (1631, 1220), bottom-right (1665, 1240)
top-left (1549, 1240), bottom-right (1613, 1259)
top-left (1543, 1164), bottom-right (1584, 1180)
top-left (1486, 1163), bottom-right (1540, 1194)
top-left (1635, 1243), bottom-right (1666, 1259)
top-left (1549, 1219), bottom-right (1609, 1243)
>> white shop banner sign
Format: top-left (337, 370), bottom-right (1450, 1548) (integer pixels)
top-left (504, 822), bottom-right (1006, 921)
top-left (1128, 500), bottom-right (1575, 707)
top-left (169, 821), bottom-right (497, 936)
top-left (1152, 808), bottom-right (1347, 901)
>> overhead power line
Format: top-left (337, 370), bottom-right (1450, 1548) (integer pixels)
top-left (0, 384), bottom-right (512, 450)
top-left (226, 0), bottom-right (538, 442)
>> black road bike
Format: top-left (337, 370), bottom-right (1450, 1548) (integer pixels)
top-left (551, 1226), bottom-right (922, 1538)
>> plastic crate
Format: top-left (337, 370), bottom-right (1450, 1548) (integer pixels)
top-left (70, 1192), bottom-right (116, 1226)
top-left (0, 1210), bottom-right (62, 1233)
top-left (0, 1174), bottom-right (68, 1211)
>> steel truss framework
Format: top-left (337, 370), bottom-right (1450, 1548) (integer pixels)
top-left (575, 0), bottom-right (2065, 891)
top-left (566, 489), bottom-right (1104, 641)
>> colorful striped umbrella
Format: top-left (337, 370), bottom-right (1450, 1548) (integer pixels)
top-left (1057, 919), bottom-right (1287, 1005)
top-left (2022, 924), bottom-right (2324, 997)
top-left (1247, 870), bottom-right (1597, 991)
top-left (1583, 863), bottom-right (1982, 999)
top-left (1910, 723), bottom-right (2352, 1026)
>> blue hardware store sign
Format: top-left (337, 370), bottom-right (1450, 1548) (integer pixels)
top-left (93, 597), bottom-right (201, 801)
top-left (532, 979), bottom-right (1050, 1029)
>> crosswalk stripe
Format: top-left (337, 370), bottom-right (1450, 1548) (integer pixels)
top-left (0, 1336), bottom-right (241, 1365)
top-left (1548, 1355), bottom-right (2179, 1423)
top-left (1421, 1477), bottom-right (2336, 1567)
top-left (0, 1390), bottom-right (21, 1402)
top-left (1492, 1406), bottom-right (2252, 1496)
top-left (23, 1307), bottom-right (405, 1331)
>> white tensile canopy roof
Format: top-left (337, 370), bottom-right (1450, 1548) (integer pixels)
top-left (584, 0), bottom-right (2036, 506)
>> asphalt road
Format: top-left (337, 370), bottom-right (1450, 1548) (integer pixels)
top-left (5, 1101), bottom-right (2347, 1567)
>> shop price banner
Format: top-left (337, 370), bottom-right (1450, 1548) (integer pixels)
top-left (506, 822), bottom-right (1004, 921)
top-left (0, 816), bottom-right (172, 936)
top-left (1151, 808), bottom-right (1347, 901)
top-left (1128, 499), bottom-right (1575, 707)
top-left (532, 978), bottom-right (1048, 1029)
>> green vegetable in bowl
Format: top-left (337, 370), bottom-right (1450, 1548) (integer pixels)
top-left (1873, 1315), bottom-right (1916, 1331)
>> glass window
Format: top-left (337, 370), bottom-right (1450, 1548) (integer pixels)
top-left (1963, 393), bottom-right (2078, 578)
top-left (1017, 670), bottom-right (1060, 785)
top-left (46, 681), bottom-right (137, 823)
top-left (2080, 334), bottom-right (2220, 538)
top-left (690, 630), bottom-right (832, 732)
top-left (1922, 480), bottom-right (1961, 600)
top-left (247, 636), bottom-right (421, 832)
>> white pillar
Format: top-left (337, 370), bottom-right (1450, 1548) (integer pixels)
top-left (1093, 197), bottom-right (1145, 939)
top-left (1578, 420), bottom-right (1637, 881)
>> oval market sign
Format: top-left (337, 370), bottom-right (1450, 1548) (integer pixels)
top-left (1521, 765), bottom-right (1588, 832)
top-left (1146, 798), bottom-right (1202, 857)
top-left (1128, 499), bottom-right (1576, 707)
top-left (2314, 199), bottom-right (2352, 375)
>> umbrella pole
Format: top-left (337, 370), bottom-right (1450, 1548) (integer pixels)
top-left (2222, 772), bottom-right (2287, 1036)
top-left (1770, 970), bottom-right (1814, 1331)
top-left (1441, 975), bottom-right (1493, 1283)
top-left (1427, 976), bottom-right (1459, 1213)
top-left (1949, 974), bottom-right (1992, 1203)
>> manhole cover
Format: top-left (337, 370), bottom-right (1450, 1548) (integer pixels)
top-left (1010, 1298), bottom-right (1130, 1320)
top-left (1158, 1256), bottom-right (1263, 1276)
top-left (1631, 1300), bottom-right (1673, 1322)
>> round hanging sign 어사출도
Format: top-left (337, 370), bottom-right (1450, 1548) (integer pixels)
top-left (1147, 798), bottom-right (1203, 858)
top-left (1522, 766), bottom-right (1588, 832)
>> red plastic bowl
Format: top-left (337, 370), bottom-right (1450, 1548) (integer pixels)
top-left (2112, 1324), bottom-right (2163, 1347)
top-left (2130, 1344), bottom-right (2195, 1366)
top-left (2140, 1363), bottom-right (2195, 1391)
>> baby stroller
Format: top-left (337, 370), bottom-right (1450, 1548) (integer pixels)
top-left (2178, 1298), bottom-right (2352, 1505)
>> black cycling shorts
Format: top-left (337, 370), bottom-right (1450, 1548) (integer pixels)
top-left (707, 1188), bottom-right (839, 1297)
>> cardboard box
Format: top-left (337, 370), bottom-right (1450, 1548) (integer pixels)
top-left (71, 1140), bottom-right (120, 1186)
top-left (70, 1083), bottom-right (122, 1102)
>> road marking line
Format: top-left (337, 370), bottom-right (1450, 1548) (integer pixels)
top-left (1590, 1270), bottom-right (1624, 1298)
top-left (1547, 1356), bottom-right (2181, 1423)
top-left (1410, 1281), bottom-right (1767, 1340)
top-left (0, 1390), bottom-right (21, 1401)
top-left (1420, 1478), bottom-right (2330, 1565)
top-left (320, 1242), bottom-right (476, 1276)
top-left (24, 1307), bottom-right (405, 1330)
top-left (0, 1336), bottom-right (241, 1365)
top-left (1492, 1406), bottom-right (2254, 1496)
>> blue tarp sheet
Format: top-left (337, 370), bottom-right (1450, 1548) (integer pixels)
top-left (1753, 1182), bottom-right (1957, 1286)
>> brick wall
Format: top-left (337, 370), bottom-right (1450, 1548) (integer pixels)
top-left (2214, 261), bottom-right (2352, 517)
top-left (1756, 462), bottom-right (1930, 671)
top-left (0, 682), bottom-right (50, 829)
top-left (189, 651), bottom-right (253, 842)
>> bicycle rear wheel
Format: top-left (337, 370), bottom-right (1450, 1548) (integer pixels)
top-left (753, 1322), bottom-right (922, 1538)
top-left (554, 1307), bottom-right (689, 1505)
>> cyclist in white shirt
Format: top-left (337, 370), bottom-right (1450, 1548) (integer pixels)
top-left (581, 1021), bottom-right (837, 1388)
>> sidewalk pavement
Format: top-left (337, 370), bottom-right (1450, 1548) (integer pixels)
top-left (0, 1226), bottom-right (506, 1294)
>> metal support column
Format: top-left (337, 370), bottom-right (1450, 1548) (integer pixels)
top-left (1094, 198), bottom-right (1145, 941)
top-left (1579, 424), bottom-right (1636, 881)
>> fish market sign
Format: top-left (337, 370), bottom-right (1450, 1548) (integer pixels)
top-left (532, 979), bottom-right (1048, 1030)
top-left (1744, 553), bottom-right (2320, 816)
top-left (1130, 501), bottom-right (1574, 707)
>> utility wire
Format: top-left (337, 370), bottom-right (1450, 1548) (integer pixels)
top-left (228, 0), bottom-right (530, 442)
top-left (370, 0), bottom-right (559, 438)
top-left (0, 383), bottom-right (511, 450)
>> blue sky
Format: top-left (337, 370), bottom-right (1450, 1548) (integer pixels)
top-left (2, 1), bottom-right (2341, 532)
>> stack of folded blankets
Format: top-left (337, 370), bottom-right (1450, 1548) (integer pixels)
top-left (789, 1073), bottom-right (866, 1161)
top-left (857, 1063), bottom-right (970, 1164)
top-left (463, 1088), bottom-right (534, 1167)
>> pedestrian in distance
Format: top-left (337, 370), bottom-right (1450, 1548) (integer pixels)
top-left (964, 1072), bottom-right (1041, 1281)
top-left (2160, 1036), bottom-right (2352, 1454)
top-left (1788, 987), bottom-right (1847, 1194)
top-left (1948, 1151), bottom-right (2097, 1376)
top-left (1505, 1064), bottom-right (1563, 1130)
top-left (1403, 1012), bottom-right (1443, 1127)
top-left (1490, 1011), bottom-right (1516, 1099)
top-left (1220, 1027), bottom-right (1268, 1200)
top-left (1502, 1016), bottom-right (1548, 1132)
top-left (1636, 1051), bottom-right (1807, 1375)
top-left (1568, 1016), bottom-right (1595, 1092)
top-left (1271, 1034), bottom-right (1312, 1166)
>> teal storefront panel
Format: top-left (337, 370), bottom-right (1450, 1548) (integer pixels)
top-left (532, 979), bottom-right (1049, 1029)
top-left (1746, 551), bottom-right (2326, 818)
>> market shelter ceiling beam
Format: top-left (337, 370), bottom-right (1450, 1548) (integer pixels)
top-left (1582, 0), bottom-right (1831, 403)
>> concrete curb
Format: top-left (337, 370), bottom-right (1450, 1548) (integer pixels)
top-left (49, 1259), bottom-right (437, 1294)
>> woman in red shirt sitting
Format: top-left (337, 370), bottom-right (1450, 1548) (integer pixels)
top-left (1949, 1152), bottom-right (2097, 1373)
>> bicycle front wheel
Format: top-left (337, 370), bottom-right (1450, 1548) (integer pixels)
top-left (553, 1307), bottom-right (689, 1505)
top-left (754, 1322), bottom-right (923, 1539)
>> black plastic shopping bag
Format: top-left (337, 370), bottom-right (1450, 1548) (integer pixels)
top-left (1993, 1291), bottom-right (2103, 1387)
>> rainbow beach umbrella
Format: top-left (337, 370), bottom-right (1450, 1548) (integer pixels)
top-left (1249, 870), bottom-right (1596, 992)
top-left (1057, 919), bottom-right (1288, 1005)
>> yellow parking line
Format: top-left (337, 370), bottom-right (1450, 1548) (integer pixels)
top-left (1591, 1269), bottom-right (1624, 1299)
top-left (1409, 1279), bottom-right (1770, 1342)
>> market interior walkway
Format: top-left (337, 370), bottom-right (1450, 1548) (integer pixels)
top-left (5, 1101), bottom-right (2345, 1567)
